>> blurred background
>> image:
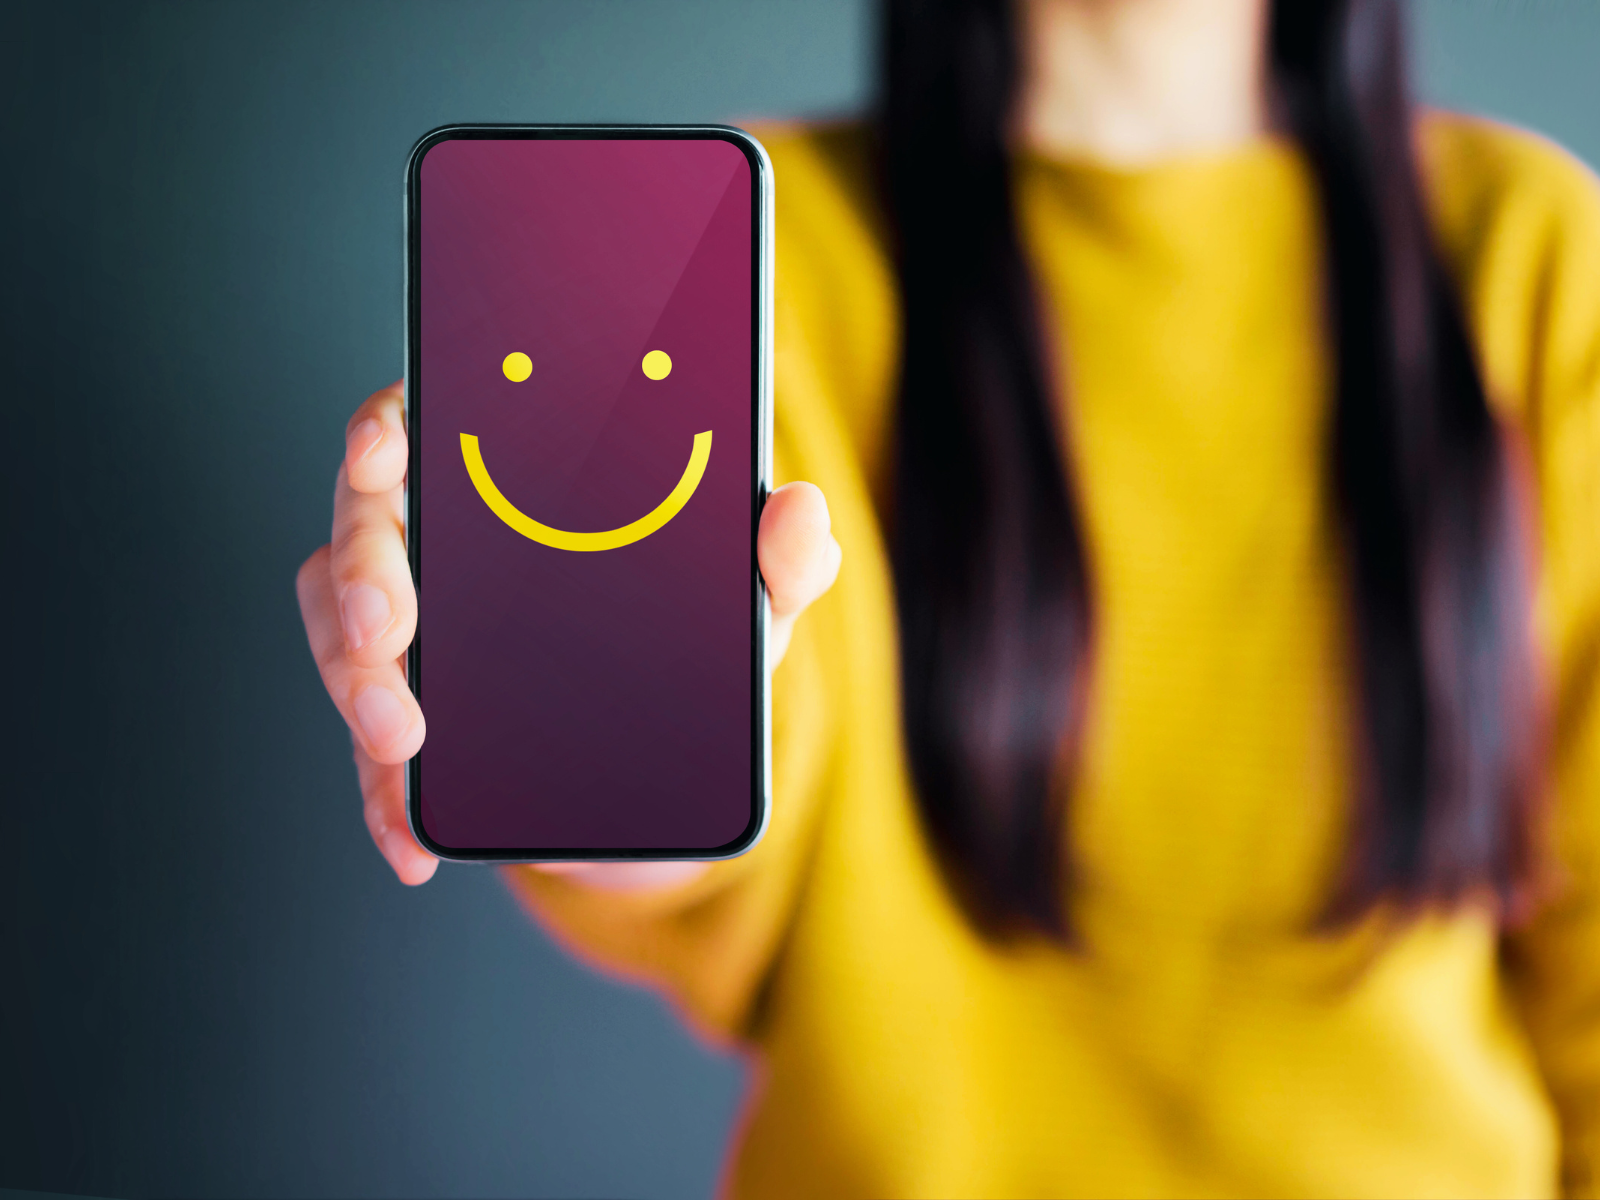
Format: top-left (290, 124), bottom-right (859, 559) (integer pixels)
top-left (2, 2), bottom-right (1597, 1197)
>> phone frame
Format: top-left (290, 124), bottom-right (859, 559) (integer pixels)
top-left (401, 124), bottom-right (774, 863)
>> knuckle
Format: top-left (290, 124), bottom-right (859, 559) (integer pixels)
top-left (330, 515), bottom-right (402, 573)
top-left (296, 546), bottom-right (330, 594)
top-left (311, 623), bottom-right (352, 675)
top-left (313, 643), bottom-right (347, 681)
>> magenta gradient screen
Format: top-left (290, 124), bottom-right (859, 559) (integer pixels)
top-left (412, 135), bottom-right (758, 853)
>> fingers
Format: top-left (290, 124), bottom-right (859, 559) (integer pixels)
top-left (303, 379), bottom-right (431, 888)
top-left (759, 482), bottom-right (840, 616)
top-left (331, 381), bottom-right (414, 668)
top-left (345, 380), bottom-right (408, 495)
top-left (758, 482), bottom-right (841, 666)
top-left (330, 463), bottom-right (416, 668)
top-left (355, 743), bottom-right (438, 885)
top-left (297, 544), bottom-right (426, 764)
top-left (531, 861), bottom-right (710, 892)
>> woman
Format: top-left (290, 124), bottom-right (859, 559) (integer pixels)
top-left (297, 0), bottom-right (1600, 1194)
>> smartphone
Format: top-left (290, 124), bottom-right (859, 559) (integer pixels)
top-left (403, 125), bottom-right (773, 861)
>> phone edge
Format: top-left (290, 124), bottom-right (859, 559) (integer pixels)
top-left (401, 123), bottom-right (775, 864)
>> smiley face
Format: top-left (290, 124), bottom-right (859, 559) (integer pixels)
top-left (459, 348), bottom-right (712, 552)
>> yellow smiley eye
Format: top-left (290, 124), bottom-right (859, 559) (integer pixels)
top-left (641, 350), bottom-right (672, 381)
top-left (502, 352), bottom-right (532, 383)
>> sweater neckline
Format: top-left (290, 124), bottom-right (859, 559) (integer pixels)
top-left (1015, 133), bottom-right (1300, 185)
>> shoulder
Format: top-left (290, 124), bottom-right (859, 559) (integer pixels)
top-left (745, 121), bottom-right (889, 273)
top-left (746, 120), bottom-right (880, 228)
top-left (1420, 109), bottom-right (1600, 227)
top-left (1418, 110), bottom-right (1600, 420)
top-left (1422, 115), bottom-right (1600, 679)
top-left (742, 118), bottom-right (893, 325)
top-left (741, 121), bottom-right (900, 489)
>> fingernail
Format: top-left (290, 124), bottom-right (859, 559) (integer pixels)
top-left (341, 583), bottom-right (392, 651)
top-left (349, 418), bottom-right (384, 462)
top-left (354, 684), bottom-right (409, 750)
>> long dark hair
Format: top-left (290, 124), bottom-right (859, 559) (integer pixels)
top-left (882, 0), bottom-right (1539, 938)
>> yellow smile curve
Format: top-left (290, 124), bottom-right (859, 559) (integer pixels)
top-left (459, 430), bottom-right (713, 552)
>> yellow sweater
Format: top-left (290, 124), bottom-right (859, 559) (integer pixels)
top-left (509, 114), bottom-right (1600, 1199)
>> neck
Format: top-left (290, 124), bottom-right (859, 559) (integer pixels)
top-left (1015, 0), bottom-right (1272, 165)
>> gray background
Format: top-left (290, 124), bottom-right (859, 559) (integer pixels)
top-left (2, 2), bottom-right (1596, 1197)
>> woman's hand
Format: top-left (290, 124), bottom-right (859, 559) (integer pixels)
top-left (296, 381), bottom-right (841, 888)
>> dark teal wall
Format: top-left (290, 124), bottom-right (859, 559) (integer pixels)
top-left (1, 2), bottom-right (1594, 1197)
top-left (1417, 0), bottom-right (1600, 170)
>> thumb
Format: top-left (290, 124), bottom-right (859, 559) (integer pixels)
top-left (758, 482), bottom-right (841, 667)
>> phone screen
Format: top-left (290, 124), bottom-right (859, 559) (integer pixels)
top-left (406, 129), bottom-right (767, 858)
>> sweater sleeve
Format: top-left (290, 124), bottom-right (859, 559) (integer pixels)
top-left (1431, 118), bottom-right (1600, 1198)
top-left (502, 421), bottom-right (841, 1044)
top-left (1507, 230), bottom-right (1600, 1196)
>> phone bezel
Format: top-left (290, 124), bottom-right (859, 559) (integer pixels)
top-left (402, 124), bottom-right (774, 863)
